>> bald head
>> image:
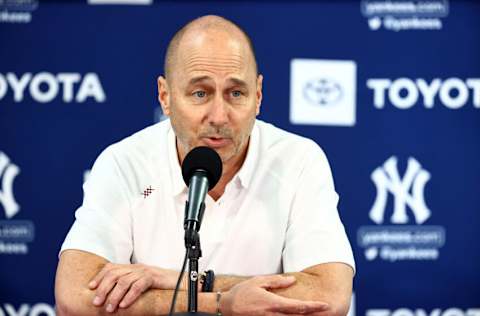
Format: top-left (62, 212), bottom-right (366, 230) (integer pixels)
top-left (164, 15), bottom-right (258, 81)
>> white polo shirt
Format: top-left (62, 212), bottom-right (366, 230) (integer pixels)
top-left (61, 119), bottom-right (355, 275)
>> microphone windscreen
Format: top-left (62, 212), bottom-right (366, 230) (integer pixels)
top-left (181, 146), bottom-right (222, 190)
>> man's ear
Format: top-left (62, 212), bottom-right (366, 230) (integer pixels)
top-left (157, 76), bottom-right (171, 116)
top-left (255, 74), bottom-right (263, 116)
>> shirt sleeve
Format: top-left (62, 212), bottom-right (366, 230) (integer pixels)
top-left (60, 146), bottom-right (133, 263)
top-left (282, 142), bottom-right (355, 273)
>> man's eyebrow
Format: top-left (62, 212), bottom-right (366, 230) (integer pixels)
top-left (227, 78), bottom-right (248, 88)
top-left (187, 76), bottom-right (213, 86)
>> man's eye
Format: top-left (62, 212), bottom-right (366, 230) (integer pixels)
top-left (193, 91), bottom-right (206, 98)
top-left (231, 90), bottom-right (242, 98)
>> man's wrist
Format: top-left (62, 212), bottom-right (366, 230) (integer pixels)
top-left (197, 292), bottom-right (222, 314)
top-left (217, 290), bottom-right (229, 316)
top-left (216, 291), bottom-right (222, 316)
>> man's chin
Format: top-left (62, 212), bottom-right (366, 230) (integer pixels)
top-left (203, 146), bottom-right (235, 164)
top-left (211, 147), bottom-right (233, 163)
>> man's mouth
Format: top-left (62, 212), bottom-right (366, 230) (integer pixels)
top-left (202, 136), bottom-right (231, 148)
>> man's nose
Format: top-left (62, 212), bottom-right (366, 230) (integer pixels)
top-left (207, 94), bottom-right (229, 126)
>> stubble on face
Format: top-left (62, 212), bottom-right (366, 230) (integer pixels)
top-left (172, 114), bottom-right (249, 164)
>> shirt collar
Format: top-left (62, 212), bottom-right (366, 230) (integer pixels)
top-left (168, 120), bottom-right (260, 196)
top-left (236, 121), bottom-right (259, 189)
top-left (167, 123), bottom-right (187, 196)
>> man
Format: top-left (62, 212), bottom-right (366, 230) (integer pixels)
top-left (55, 15), bottom-right (355, 316)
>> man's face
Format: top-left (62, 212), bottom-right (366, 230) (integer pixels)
top-left (159, 29), bottom-right (263, 165)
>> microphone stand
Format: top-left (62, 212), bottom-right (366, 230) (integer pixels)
top-left (174, 202), bottom-right (214, 316)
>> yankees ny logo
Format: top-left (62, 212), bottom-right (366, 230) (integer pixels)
top-left (0, 151), bottom-right (20, 219)
top-left (369, 156), bottom-right (431, 225)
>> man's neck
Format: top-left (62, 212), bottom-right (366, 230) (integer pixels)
top-left (208, 141), bottom-right (250, 201)
top-left (176, 138), bottom-right (250, 201)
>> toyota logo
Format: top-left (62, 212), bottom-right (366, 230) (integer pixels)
top-left (303, 78), bottom-right (343, 106)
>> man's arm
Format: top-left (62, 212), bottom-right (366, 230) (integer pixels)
top-left (275, 263), bottom-right (353, 316)
top-left (55, 250), bottom-right (330, 316)
top-left (215, 263), bottom-right (353, 316)
top-left (55, 250), bottom-right (217, 316)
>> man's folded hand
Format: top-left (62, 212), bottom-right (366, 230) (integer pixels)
top-left (88, 263), bottom-right (179, 313)
top-left (220, 275), bottom-right (330, 316)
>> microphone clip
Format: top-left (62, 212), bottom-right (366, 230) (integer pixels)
top-left (184, 201), bottom-right (206, 248)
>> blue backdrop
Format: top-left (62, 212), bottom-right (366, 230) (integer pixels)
top-left (1, 0), bottom-right (479, 315)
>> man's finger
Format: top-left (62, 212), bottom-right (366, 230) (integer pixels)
top-left (93, 268), bottom-right (129, 306)
top-left (118, 278), bottom-right (151, 309)
top-left (261, 275), bottom-right (296, 290)
top-left (268, 313), bottom-right (324, 316)
top-left (104, 272), bottom-right (141, 313)
top-left (267, 293), bottom-right (330, 314)
top-left (89, 263), bottom-right (112, 289)
top-left (265, 309), bottom-right (327, 316)
top-left (272, 302), bottom-right (330, 315)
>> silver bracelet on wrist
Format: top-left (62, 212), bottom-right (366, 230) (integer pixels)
top-left (216, 291), bottom-right (222, 316)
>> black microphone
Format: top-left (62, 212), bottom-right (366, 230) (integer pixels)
top-left (170, 147), bottom-right (221, 316)
top-left (181, 146), bottom-right (222, 236)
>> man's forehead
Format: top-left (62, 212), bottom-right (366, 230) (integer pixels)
top-left (181, 31), bottom-right (249, 60)
top-left (182, 52), bottom-right (246, 72)
top-left (175, 54), bottom-right (253, 84)
top-left (164, 15), bottom-right (258, 82)
top-left (170, 29), bottom-right (255, 78)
